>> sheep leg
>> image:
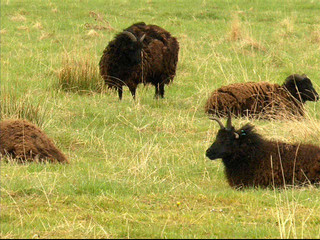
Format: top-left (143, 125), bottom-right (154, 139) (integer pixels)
top-left (129, 87), bottom-right (136, 100)
top-left (155, 84), bottom-right (160, 99)
top-left (159, 83), bottom-right (165, 98)
top-left (118, 86), bottom-right (123, 100)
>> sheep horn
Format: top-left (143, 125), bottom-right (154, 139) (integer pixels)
top-left (123, 31), bottom-right (137, 42)
top-left (140, 34), bottom-right (146, 42)
top-left (226, 111), bottom-right (232, 130)
top-left (234, 132), bottom-right (240, 139)
top-left (209, 117), bottom-right (225, 129)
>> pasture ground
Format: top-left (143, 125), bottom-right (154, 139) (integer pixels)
top-left (1, 0), bottom-right (320, 238)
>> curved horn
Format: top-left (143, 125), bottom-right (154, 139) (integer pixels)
top-left (226, 111), bottom-right (232, 130)
top-left (123, 31), bottom-right (137, 42)
top-left (209, 117), bottom-right (225, 129)
top-left (139, 34), bottom-right (146, 42)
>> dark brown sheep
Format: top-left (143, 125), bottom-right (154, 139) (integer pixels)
top-left (99, 22), bottom-right (179, 100)
top-left (206, 114), bottom-right (320, 189)
top-left (0, 119), bottom-right (68, 163)
top-left (205, 74), bottom-right (319, 119)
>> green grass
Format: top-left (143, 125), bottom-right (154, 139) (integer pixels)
top-left (1, 0), bottom-right (320, 238)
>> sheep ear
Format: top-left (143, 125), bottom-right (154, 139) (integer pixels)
top-left (140, 34), bottom-right (146, 42)
top-left (234, 132), bottom-right (240, 139)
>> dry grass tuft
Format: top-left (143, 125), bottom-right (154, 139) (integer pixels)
top-left (241, 37), bottom-right (266, 52)
top-left (228, 14), bottom-right (242, 41)
top-left (87, 29), bottom-right (100, 37)
top-left (227, 14), bottom-right (266, 52)
top-left (280, 18), bottom-right (294, 33)
top-left (272, 183), bottom-right (318, 239)
top-left (85, 11), bottom-right (115, 32)
top-left (279, 17), bottom-right (296, 38)
top-left (0, 91), bottom-right (50, 128)
top-left (0, 29), bottom-right (7, 35)
top-left (39, 32), bottom-right (54, 41)
top-left (310, 30), bottom-right (320, 43)
top-left (33, 22), bottom-right (43, 30)
top-left (17, 26), bottom-right (29, 31)
top-left (89, 11), bottom-right (104, 22)
top-left (10, 14), bottom-right (26, 22)
top-left (257, 110), bottom-right (320, 146)
top-left (57, 53), bottom-right (105, 93)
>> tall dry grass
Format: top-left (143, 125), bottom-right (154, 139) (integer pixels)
top-left (57, 53), bottom-right (105, 93)
top-left (228, 13), bottom-right (266, 52)
top-left (0, 91), bottom-right (51, 128)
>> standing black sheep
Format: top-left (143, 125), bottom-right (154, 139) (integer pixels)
top-left (99, 22), bottom-right (179, 100)
top-left (205, 74), bottom-right (319, 119)
top-left (206, 113), bottom-right (320, 188)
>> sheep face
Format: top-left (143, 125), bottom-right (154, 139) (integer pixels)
top-left (298, 77), bottom-right (319, 102)
top-left (206, 114), bottom-right (258, 161)
top-left (284, 74), bottom-right (319, 102)
top-left (123, 41), bottom-right (143, 65)
top-left (118, 31), bottom-right (146, 65)
top-left (206, 114), bottom-right (241, 160)
top-left (206, 128), bottom-right (239, 160)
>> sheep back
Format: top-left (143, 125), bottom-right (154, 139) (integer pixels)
top-left (205, 81), bottom-right (305, 119)
top-left (205, 82), bottom-right (278, 117)
top-left (225, 140), bottom-right (320, 188)
top-left (0, 119), bottom-right (68, 163)
top-left (267, 142), bottom-right (320, 186)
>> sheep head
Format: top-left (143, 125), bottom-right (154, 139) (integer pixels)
top-left (206, 113), bottom-right (255, 160)
top-left (117, 31), bottom-right (146, 65)
top-left (283, 74), bottom-right (319, 103)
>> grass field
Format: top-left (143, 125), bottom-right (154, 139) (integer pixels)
top-left (1, 0), bottom-right (320, 238)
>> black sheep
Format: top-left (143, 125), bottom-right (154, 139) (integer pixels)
top-left (206, 113), bottom-right (320, 188)
top-left (205, 74), bottom-right (319, 119)
top-left (99, 22), bottom-right (179, 100)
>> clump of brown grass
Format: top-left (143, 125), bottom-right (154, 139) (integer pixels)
top-left (310, 30), bottom-right (320, 43)
top-left (10, 14), bottom-right (26, 22)
top-left (84, 11), bottom-right (115, 32)
top-left (39, 32), bottom-right (54, 41)
top-left (86, 29), bottom-right (100, 37)
top-left (228, 14), bottom-right (242, 41)
top-left (17, 26), bottom-right (29, 31)
top-left (257, 108), bottom-right (320, 146)
top-left (279, 17), bottom-right (296, 38)
top-left (227, 14), bottom-right (266, 52)
top-left (280, 18), bottom-right (294, 33)
top-left (0, 91), bottom-right (50, 128)
top-left (32, 22), bottom-right (43, 30)
top-left (241, 37), bottom-right (266, 52)
top-left (57, 53), bottom-right (105, 93)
